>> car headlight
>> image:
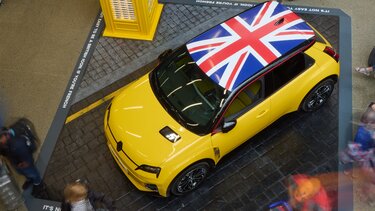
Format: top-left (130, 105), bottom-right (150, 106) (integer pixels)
top-left (136, 165), bottom-right (161, 178)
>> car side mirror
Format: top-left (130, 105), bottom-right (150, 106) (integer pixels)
top-left (222, 120), bottom-right (236, 133)
top-left (158, 49), bottom-right (173, 62)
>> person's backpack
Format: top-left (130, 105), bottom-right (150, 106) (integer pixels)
top-left (9, 118), bottom-right (38, 153)
top-left (368, 47), bottom-right (375, 67)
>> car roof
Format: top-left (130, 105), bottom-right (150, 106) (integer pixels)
top-left (186, 1), bottom-right (315, 91)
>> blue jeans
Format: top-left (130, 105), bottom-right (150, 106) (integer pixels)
top-left (15, 164), bottom-right (42, 185)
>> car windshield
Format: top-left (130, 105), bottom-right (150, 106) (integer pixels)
top-left (151, 46), bottom-right (229, 134)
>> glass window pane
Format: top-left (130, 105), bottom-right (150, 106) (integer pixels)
top-left (225, 80), bottom-right (262, 118)
top-left (148, 0), bottom-right (154, 13)
top-left (272, 53), bottom-right (314, 91)
top-left (110, 0), bottom-right (136, 20)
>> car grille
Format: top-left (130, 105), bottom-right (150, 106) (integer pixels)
top-left (107, 123), bottom-right (139, 167)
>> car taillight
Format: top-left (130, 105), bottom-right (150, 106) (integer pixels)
top-left (323, 46), bottom-right (339, 62)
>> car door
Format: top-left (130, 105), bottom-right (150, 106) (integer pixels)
top-left (266, 53), bottom-right (315, 121)
top-left (211, 78), bottom-right (271, 161)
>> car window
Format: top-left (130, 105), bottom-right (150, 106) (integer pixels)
top-left (151, 46), bottom-right (229, 134)
top-left (224, 79), bottom-right (263, 119)
top-left (269, 53), bottom-right (314, 92)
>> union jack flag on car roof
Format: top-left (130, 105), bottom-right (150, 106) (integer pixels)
top-left (186, 1), bottom-right (315, 91)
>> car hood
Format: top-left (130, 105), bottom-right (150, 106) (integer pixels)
top-left (108, 74), bottom-right (203, 166)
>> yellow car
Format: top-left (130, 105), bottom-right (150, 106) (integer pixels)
top-left (104, 1), bottom-right (339, 197)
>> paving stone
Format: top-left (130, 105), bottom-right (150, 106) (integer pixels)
top-left (269, 181), bottom-right (287, 197)
top-left (260, 162), bottom-right (279, 177)
top-left (264, 187), bottom-right (278, 202)
top-left (237, 194), bottom-right (252, 208)
top-left (234, 149), bottom-right (260, 169)
top-left (207, 164), bottom-right (237, 182)
top-left (229, 198), bottom-right (247, 210)
top-left (294, 162), bottom-right (318, 175)
top-left (189, 195), bottom-right (215, 210)
top-left (279, 158), bottom-right (302, 175)
top-left (222, 189), bottom-right (239, 203)
top-left (243, 200), bottom-right (259, 210)
top-left (261, 171), bottom-right (284, 189)
top-left (204, 197), bottom-right (230, 210)
top-left (246, 183), bottom-right (265, 199)
top-left (64, 142), bottom-right (78, 154)
top-left (230, 182), bottom-right (251, 200)
top-left (255, 193), bottom-right (270, 208)
top-left (239, 161), bottom-right (261, 180)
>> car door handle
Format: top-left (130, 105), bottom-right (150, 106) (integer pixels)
top-left (256, 109), bottom-right (268, 118)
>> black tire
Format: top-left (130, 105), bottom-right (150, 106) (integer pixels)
top-left (170, 162), bottom-right (209, 196)
top-left (301, 79), bottom-right (335, 112)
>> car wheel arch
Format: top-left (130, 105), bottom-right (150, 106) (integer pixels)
top-left (326, 74), bottom-right (338, 83)
top-left (299, 75), bottom-right (337, 112)
top-left (166, 158), bottom-right (215, 196)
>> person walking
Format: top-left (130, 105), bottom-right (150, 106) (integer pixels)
top-left (0, 118), bottom-right (46, 197)
top-left (355, 102), bottom-right (375, 151)
top-left (340, 102), bottom-right (375, 176)
top-left (288, 174), bottom-right (331, 211)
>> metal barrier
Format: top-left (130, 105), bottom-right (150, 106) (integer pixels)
top-left (0, 159), bottom-right (24, 211)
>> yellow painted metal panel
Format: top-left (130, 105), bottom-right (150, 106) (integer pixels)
top-left (114, 22), bottom-right (140, 31)
top-left (100, 0), bottom-right (163, 40)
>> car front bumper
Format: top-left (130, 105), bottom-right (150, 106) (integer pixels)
top-left (104, 109), bottom-right (170, 197)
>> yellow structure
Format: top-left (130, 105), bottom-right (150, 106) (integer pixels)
top-left (99, 0), bottom-right (163, 41)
